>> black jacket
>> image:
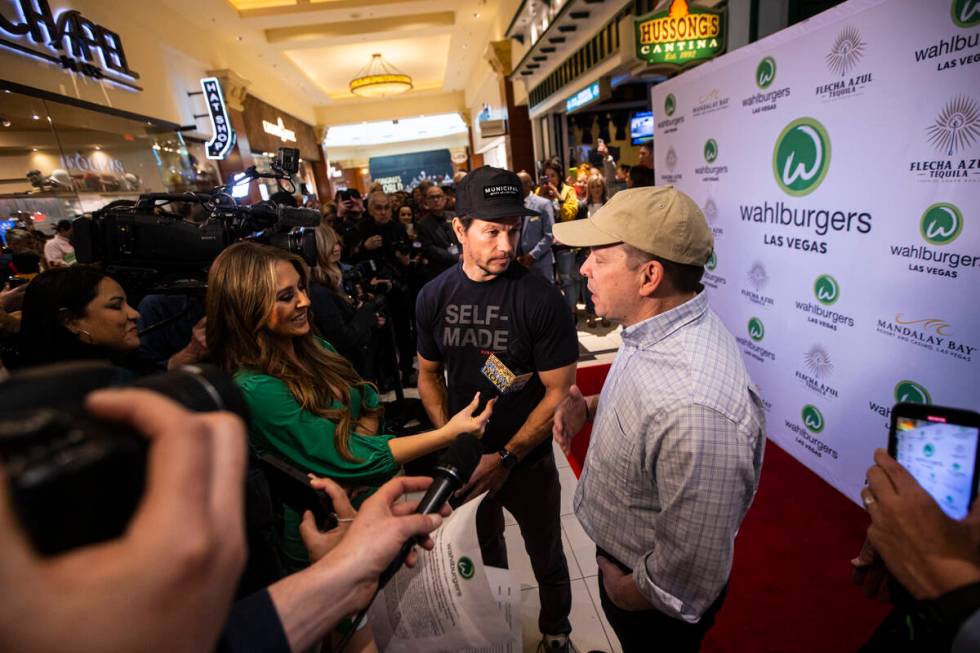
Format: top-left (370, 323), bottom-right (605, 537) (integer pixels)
top-left (416, 211), bottom-right (459, 279)
top-left (308, 281), bottom-right (377, 375)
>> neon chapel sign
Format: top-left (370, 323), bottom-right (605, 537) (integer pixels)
top-left (0, 0), bottom-right (141, 91)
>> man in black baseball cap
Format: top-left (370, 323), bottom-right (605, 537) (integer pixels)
top-left (415, 166), bottom-right (580, 652)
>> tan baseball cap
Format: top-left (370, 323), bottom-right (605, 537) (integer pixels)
top-left (552, 186), bottom-right (713, 266)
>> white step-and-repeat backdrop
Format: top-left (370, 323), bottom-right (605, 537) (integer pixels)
top-left (651, 0), bottom-right (980, 504)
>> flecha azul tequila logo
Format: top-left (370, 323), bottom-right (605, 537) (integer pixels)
top-left (737, 317), bottom-right (775, 363)
top-left (703, 250), bottom-right (725, 289)
top-left (661, 146), bottom-right (683, 183)
top-left (703, 197), bottom-right (723, 236)
top-left (696, 138), bottom-right (727, 181)
top-left (657, 93), bottom-right (685, 134)
top-left (743, 56), bottom-right (790, 114)
top-left (910, 97), bottom-right (980, 183)
top-left (795, 273), bottom-right (855, 332)
top-left (816, 26), bottom-right (873, 102)
top-left (693, 87), bottom-right (730, 118)
top-left (741, 262), bottom-right (774, 307)
top-left (889, 202), bottom-right (976, 280)
top-left (914, 1), bottom-right (980, 72)
top-left (796, 344), bottom-right (839, 400)
top-left (875, 313), bottom-right (975, 363)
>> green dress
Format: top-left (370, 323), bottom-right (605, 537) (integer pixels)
top-left (235, 339), bottom-right (400, 570)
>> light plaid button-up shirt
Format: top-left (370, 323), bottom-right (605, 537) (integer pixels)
top-left (575, 290), bottom-right (766, 623)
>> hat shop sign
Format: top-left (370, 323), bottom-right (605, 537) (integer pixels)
top-left (0, 0), bottom-right (141, 91)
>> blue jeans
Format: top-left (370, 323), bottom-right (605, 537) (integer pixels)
top-left (555, 249), bottom-right (581, 314)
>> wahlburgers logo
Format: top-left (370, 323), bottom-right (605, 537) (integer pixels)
top-left (952, 0), bottom-right (980, 28)
top-left (738, 316), bottom-right (775, 363)
top-left (702, 250), bottom-right (725, 289)
top-left (926, 96), bottom-right (980, 157)
top-left (920, 202), bottom-right (964, 245)
top-left (457, 556), bottom-right (475, 580)
top-left (748, 317), bottom-right (765, 341)
top-left (826, 26), bottom-right (866, 77)
top-left (802, 405), bottom-right (825, 433)
top-left (756, 56), bottom-right (776, 89)
top-left (895, 380), bottom-right (932, 404)
top-left (773, 118), bottom-right (831, 196)
top-left (706, 252), bottom-right (717, 270)
top-left (704, 138), bottom-right (718, 163)
top-left (665, 93), bottom-right (676, 116)
top-left (813, 274), bottom-right (840, 305)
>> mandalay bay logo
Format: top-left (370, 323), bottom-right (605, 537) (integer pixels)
top-left (826, 26), bottom-right (866, 76)
top-left (773, 118), bottom-right (832, 196)
top-left (911, 97), bottom-right (980, 182)
top-left (875, 313), bottom-right (975, 363)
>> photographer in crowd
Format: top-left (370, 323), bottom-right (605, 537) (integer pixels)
top-left (416, 183), bottom-right (461, 281)
top-left (206, 241), bottom-right (493, 573)
top-left (0, 387), bottom-right (451, 653)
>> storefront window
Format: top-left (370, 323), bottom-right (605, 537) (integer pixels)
top-left (0, 89), bottom-right (221, 228)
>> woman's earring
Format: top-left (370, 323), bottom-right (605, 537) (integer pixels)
top-left (77, 329), bottom-right (94, 345)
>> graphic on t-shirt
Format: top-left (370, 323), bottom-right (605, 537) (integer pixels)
top-left (442, 303), bottom-right (510, 350)
top-left (895, 417), bottom-right (979, 520)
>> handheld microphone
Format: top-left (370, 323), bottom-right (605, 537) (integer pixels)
top-left (377, 433), bottom-right (483, 588)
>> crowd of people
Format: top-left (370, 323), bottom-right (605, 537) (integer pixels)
top-left (0, 155), bottom-right (977, 653)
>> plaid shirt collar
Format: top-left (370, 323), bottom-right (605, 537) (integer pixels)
top-left (621, 288), bottom-right (708, 350)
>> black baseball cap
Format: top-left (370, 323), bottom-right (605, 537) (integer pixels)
top-left (455, 166), bottom-right (539, 221)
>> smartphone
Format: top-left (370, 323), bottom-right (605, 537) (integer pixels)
top-left (258, 452), bottom-right (338, 531)
top-left (538, 176), bottom-right (549, 187)
top-left (888, 403), bottom-right (980, 520)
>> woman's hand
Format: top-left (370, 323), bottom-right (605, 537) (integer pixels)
top-left (446, 392), bottom-right (495, 438)
top-left (298, 476), bottom-right (358, 563)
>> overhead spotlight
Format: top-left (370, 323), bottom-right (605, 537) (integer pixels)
top-left (32, 148), bottom-right (38, 152)
top-left (94, 145), bottom-right (101, 150)
top-left (31, 113), bottom-right (39, 120)
top-left (1, 117), bottom-right (10, 128)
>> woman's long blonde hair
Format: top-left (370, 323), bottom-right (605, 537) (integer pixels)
top-left (207, 241), bottom-right (379, 461)
top-left (311, 224), bottom-right (343, 292)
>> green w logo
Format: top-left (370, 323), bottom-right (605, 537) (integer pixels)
top-left (665, 93), bottom-right (676, 117)
top-left (706, 252), bottom-right (717, 271)
top-left (802, 405), bottom-right (825, 433)
top-left (756, 57), bottom-right (776, 89)
top-left (748, 317), bottom-right (765, 342)
top-left (920, 203), bottom-right (964, 245)
top-left (953, 0), bottom-right (980, 28)
top-left (704, 138), bottom-right (718, 163)
top-left (773, 118), bottom-right (832, 196)
top-left (894, 380), bottom-right (932, 405)
top-left (814, 274), bottom-right (840, 306)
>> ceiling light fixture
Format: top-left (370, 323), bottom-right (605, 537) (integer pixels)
top-left (349, 53), bottom-right (413, 98)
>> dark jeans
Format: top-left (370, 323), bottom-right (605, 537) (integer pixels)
top-left (597, 548), bottom-right (727, 653)
top-left (474, 449), bottom-right (572, 636)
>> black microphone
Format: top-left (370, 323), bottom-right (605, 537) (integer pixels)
top-left (376, 433), bottom-right (483, 588)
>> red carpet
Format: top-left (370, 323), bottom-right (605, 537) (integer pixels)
top-left (572, 363), bottom-right (890, 652)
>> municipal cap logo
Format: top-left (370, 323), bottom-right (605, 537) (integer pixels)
top-left (457, 556), bottom-right (475, 580)
top-left (826, 26), bottom-right (866, 77)
top-left (773, 117), bottom-right (832, 196)
top-left (706, 251), bottom-right (717, 271)
top-left (813, 274), bottom-right (840, 306)
top-left (756, 56), bottom-right (776, 89)
top-left (665, 93), bottom-right (676, 117)
top-left (748, 262), bottom-right (769, 291)
top-left (704, 138), bottom-right (718, 163)
top-left (952, 0), bottom-right (980, 28)
top-left (483, 184), bottom-right (521, 199)
top-left (748, 317), bottom-right (765, 342)
top-left (802, 405), bottom-right (825, 433)
top-left (894, 380), bottom-right (932, 405)
top-left (926, 96), bottom-right (980, 156)
top-left (920, 202), bottom-right (963, 245)
top-left (804, 345), bottom-right (833, 379)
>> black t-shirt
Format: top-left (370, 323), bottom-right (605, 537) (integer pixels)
top-left (416, 262), bottom-right (577, 463)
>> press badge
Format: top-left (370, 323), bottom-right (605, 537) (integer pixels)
top-left (481, 353), bottom-right (533, 394)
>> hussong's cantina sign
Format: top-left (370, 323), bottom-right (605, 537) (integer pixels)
top-left (635, 0), bottom-right (726, 67)
top-left (0, 0), bottom-right (141, 91)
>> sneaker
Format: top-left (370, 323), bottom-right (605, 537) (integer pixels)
top-left (537, 634), bottom-right (595, 653)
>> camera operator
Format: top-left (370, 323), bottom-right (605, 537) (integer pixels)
top-left (853, 449), bottom-right (980, 652)
top-left (334, 189), bottom-right (365, 260)
top-left (352, 190), bottom-right (420, 387)
top-left (309, 225), bottom-right (385, 378)
top-left (0, 386), bottom-right (453, 653)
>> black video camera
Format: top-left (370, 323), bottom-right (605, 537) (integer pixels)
top-left (72, 147), bottom-right (320, 296)
top-left (0, 361), bottom-right (247, 555)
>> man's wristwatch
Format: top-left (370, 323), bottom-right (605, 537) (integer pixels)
top-left (498, 448), bottom-right (519, 469)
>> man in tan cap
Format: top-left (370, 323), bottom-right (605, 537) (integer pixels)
top-left (552, 186), bottom-right (766, 652)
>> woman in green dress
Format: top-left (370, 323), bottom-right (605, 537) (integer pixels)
top-left (206, 241), bottom-right (493, 572)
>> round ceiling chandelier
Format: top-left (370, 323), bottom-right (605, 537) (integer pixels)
top-left (349, 53), bottom-right (413, 98)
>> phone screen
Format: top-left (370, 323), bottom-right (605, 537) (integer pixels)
top-left (893, 414), bottom-right (979, 519)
